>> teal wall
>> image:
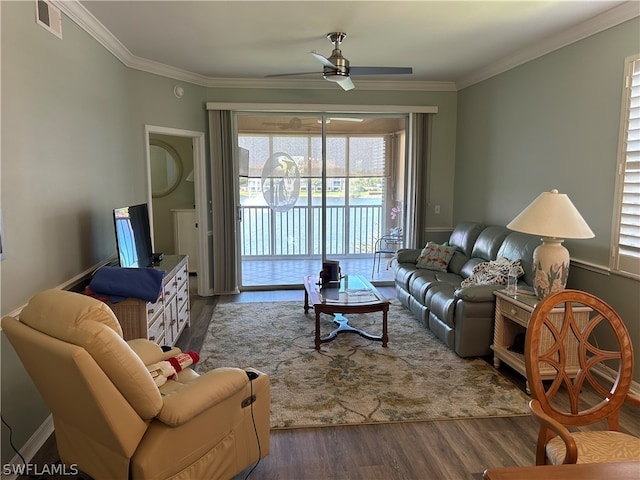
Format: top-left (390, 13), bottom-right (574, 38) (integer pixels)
top-left (2, 0), bottom-right (638, 465)
top-left (0, 1), bottom-right (136, 463)
top-left (455, 18), bottom-right (640, 379)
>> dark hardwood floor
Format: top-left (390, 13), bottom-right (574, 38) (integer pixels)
top-left (17, 283), bottom-right (640, 480)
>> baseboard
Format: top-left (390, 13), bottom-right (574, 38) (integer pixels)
top-left (1, 415), bottom-right (54, 480)
top-left (593, 363), bottom-right (640, 397)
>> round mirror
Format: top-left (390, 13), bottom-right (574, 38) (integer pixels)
top-left (150, 140), bottom-right (182, 197)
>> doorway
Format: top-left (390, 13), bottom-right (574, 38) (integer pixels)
top-left (145, 125), bottom-right (209, 296)
top-left (235, 113), bottom-right (407, 288)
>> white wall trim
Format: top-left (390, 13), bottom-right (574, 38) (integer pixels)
top-left (457, 1), bottom-right (640, 89)
top-left (144, 126), bottom-right (211, 297)
top-left (0, 415), bottom-right (54, 480)
top-left (56, 0), bottom-right (638, 92)
top-left (570, 258), bottom-right (611, 276)
top-left (593, 363), bottom-right (640, 398)
top-left (205, 103), bottom-right (439, 114)
top-left (53, 1), bottom-right (454, 92)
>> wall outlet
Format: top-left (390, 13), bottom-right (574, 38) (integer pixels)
top-left (434, 205), bottom-right (441, 214)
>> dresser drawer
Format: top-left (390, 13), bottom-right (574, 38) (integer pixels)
top-left (175, 263), bottom-right (189, 287)
top-left (497, 297), bottom-right (530, 326)
top-left (146, 295), bottom-right (164, 322)
top-left (176, 276), bottom-right (189, 311)
top-left (163, 277), bottom-right (178, 302)
top-left (148, 312), bottom-right (166, 345)
top-left (177, 301), bottom-right (189, 333)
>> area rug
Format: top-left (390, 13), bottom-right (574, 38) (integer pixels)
top-left (196, 300), bottom-right (531, 429)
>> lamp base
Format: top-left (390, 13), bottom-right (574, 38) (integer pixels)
top-left (533, 238), bottom-right (570, 299)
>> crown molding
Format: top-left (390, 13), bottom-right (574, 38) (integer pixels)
top-left (56, 0), bottom-right (455, 91)
top-left (457, 1), bottom-right (640, 89)
top-left (56, 0), bottom-right (639, 93)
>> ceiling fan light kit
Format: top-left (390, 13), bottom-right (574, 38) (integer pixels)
top-left (266, 32), bottom-right (413, 91)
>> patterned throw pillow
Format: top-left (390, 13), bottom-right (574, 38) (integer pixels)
top-left (416, 242), bottom-right (457, 272)
top-left (461, 257), bottom-right (523, 287)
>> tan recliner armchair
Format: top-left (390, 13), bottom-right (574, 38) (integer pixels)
top-left (2, 289), bottom-right (270, 480)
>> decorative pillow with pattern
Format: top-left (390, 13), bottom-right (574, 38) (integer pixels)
top-left (461, 257), bottom-right (524, 287)
top-left (416, 242), bottom-right (457, 272)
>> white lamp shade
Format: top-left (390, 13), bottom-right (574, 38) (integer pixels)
top-left (507, 189), bottom-right (594, 239)
top-left (507, 189), bottom-right (593, 299)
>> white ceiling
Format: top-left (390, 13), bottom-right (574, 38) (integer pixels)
top-left (73, 0), bottom-right (639, 90)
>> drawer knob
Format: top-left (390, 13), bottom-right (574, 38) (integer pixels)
top-left (510, 308), bottom-right (517, 315)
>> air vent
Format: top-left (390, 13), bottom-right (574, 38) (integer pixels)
top-left (36, 0), bottom-right (62, 39)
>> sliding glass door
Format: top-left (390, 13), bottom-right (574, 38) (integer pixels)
top-left (235, 113), bottom-right (407, 288)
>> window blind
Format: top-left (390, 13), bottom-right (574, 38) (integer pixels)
top-left (614, 56), bottom-right (640, 276)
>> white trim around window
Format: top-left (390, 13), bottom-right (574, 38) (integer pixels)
top-left (611, 54), bottom-right (640, 279)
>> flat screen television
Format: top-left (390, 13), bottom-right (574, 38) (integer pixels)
top-left (113, 203), bottom-right (153, 268)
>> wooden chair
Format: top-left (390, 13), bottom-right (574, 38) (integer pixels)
top-left (524, 289), bottom-right (640, 465)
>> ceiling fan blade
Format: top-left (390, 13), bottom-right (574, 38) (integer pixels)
top-left (328, 117), bottom-right (363, 122)
top-left (349, 66), bottom-right (413, 76)
top-left (337, 77), bottom-right (355, 91)
top-left (311, 51), bottom-right (337, 69)
top-left (264, 71), bottom-right (321, 78)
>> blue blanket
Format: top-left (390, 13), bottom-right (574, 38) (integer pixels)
top-left (90, 266), bottom-right (166, 303)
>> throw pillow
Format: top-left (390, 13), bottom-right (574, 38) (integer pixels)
top-left (416, 242), bottom-right (456, 272)
top-left (461, 257), bottom-right (523, 287)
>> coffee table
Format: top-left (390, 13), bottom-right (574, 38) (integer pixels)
top-left (303, 274), bottom-right (390, 350)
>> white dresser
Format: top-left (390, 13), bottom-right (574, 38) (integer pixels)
top-left (106, 255), bottom-right (190, 347)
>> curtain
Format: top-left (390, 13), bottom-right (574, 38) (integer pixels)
top-left (405, 113), bottom-right (431, 248)
top-left (208, 110), bottom-right (239, 294)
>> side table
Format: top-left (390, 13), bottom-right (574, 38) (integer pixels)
top-left (491, 290), bottom-right (591, 393)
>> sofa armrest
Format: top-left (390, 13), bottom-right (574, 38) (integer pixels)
top-left (157, 367), bottom-right (249, 427)
top-left (454, 284), bottom-right (501, 302)
top-left (396, 248), bottom-right (422, 264)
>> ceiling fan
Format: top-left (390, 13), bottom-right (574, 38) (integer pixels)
top-left (262, 117), bottom-right (316, 130)
top-left (266, 32), bottom-right (413, 91)
top-left (262, 116), bottom-right (364, 130)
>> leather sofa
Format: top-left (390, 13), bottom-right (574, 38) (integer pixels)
top-left (394, 222), bottom-right (540, 357)
top-left (2, 289), bottom-right (270, 480)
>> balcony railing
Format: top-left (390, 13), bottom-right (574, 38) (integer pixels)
top-left (240, 205), bottom-right (386, 258)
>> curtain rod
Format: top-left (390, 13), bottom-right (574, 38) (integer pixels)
top-left (205, 102), bottom-right (438, 114)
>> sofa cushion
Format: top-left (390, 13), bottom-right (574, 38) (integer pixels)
top-left (416, 242), bottom-right (456, 271)
top-left (447, 251), bottom-right (469, 276)
top-left (395, 262), bottom-right (419, 290)
top-left (497, 232), bottom-right (541, 286)
top-left (470, 226), bottom-right (510, 261)
top-left (460, 257), bottom-right (523, 287)
top-left (459, 258), bottom-right (485, 279)
top-left (434, 272), bottom-right (464, 288)
top-left (454, 284), bottom-right (502, 302)
top-left (408, 270), bottom-right (440, 301)
top-left (428, 287), bottom-right (457, 328)
top-left (396, 248), bottom-right (421, 264)
top-left (448, 222), bottom-right (484, 257)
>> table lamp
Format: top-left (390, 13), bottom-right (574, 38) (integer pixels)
top-left (507, 189), bottom-right (594, 299)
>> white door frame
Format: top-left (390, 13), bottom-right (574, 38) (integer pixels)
top-left (144, 124), bottom-right (210, 296)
